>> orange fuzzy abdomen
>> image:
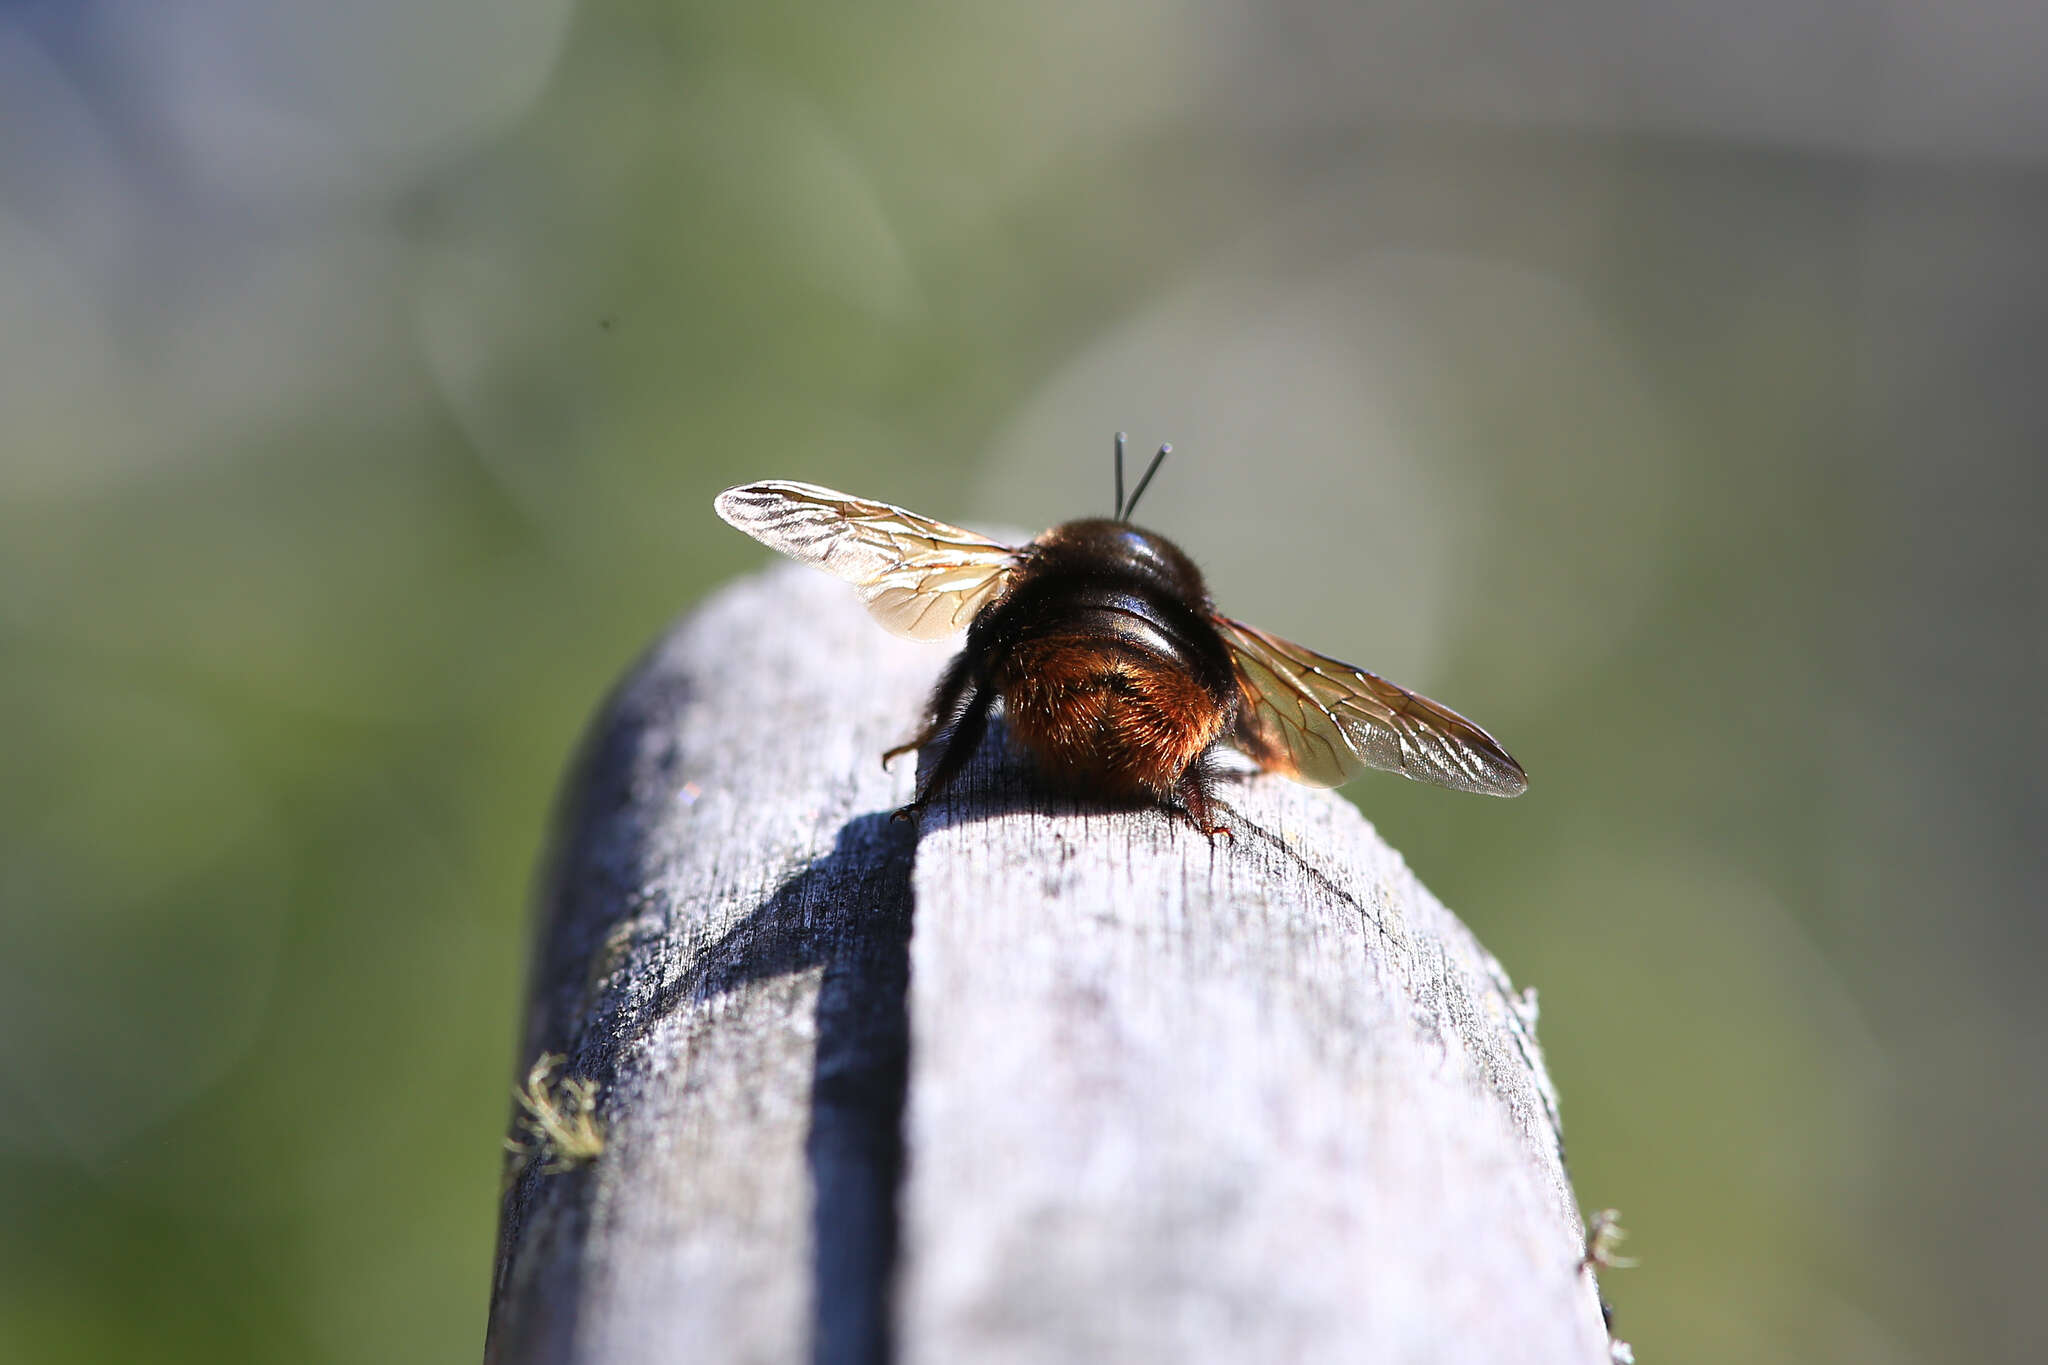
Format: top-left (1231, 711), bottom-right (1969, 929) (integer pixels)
top-left (995, 637), bottom-right (1225, 800)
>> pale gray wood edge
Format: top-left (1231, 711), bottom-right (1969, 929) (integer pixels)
top-left (486, 561), bottom-right (1614, 1365)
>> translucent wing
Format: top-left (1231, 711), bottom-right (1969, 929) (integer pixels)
top-left (714, 480), bottom-right (1019, 641)
top-left (1215, 616), bottom-right (1528, 796)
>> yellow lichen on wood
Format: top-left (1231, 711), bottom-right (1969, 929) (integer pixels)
top-left (504, 1052), bottom-right (605, 1178)
top-left (1579, 1208), bottom-right (1638, 1273)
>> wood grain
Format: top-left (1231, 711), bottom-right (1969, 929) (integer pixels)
top-left (486, 561), bottom-right (1613, 1364)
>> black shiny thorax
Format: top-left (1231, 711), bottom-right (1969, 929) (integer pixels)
top-left (965, 519), bottom-right (1238, 701)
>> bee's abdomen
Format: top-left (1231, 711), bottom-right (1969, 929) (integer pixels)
top-left (993, 619), bottom-right (1228, 799)
top-left (969, 554), bottom-right (1239, 797)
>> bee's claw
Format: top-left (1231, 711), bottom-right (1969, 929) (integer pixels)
top-left (1173, 808), bottom-right (1234, 844)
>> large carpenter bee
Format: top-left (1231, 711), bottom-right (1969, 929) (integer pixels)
top-left (715, 437), bottom-right (1526, 837)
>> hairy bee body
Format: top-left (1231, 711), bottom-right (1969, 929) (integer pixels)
top-left (963, 521), bottom-right (1239, 824)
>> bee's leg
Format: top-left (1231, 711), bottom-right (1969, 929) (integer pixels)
top-left (880, 733), bottom-right (931, 767)
top-left (883, 650), bottom-right (976, 767)
top-left (1173, 764), bottom-right (1234, 843)
top-left (891, 685), bottom-right (993, 823)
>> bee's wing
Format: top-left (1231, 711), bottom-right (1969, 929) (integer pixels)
top-left (1214, 616), bottom-right (1528, 796)
top-left (714, 480), bottom-right (1020, 641)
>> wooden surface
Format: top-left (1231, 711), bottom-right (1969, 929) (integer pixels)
top-left (486, 562), bottom-right (1613, 1365)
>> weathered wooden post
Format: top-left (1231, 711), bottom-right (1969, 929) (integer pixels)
top-left (485, 563), bottom-right (1615, 1364)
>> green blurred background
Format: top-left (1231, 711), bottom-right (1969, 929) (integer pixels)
top-left (2, 2), bottom-right (2041, 1361)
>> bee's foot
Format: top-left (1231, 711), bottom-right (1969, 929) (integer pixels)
top-left (890, 801), bottom-right (926, 824)
top-left (1175, 806), bottom-right (1234, 844)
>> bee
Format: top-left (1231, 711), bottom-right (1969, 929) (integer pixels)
top-left (714, 436), bottom-right (1526, 838)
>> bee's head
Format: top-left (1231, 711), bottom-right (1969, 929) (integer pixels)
top-left (1030, 518), bottom-right (1209, 606)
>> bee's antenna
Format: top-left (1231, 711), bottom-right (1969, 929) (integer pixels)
top-left (1122, 442), bottom-right (1170, 521)
top-left (1113, 431), bottom-right (1128, 519)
